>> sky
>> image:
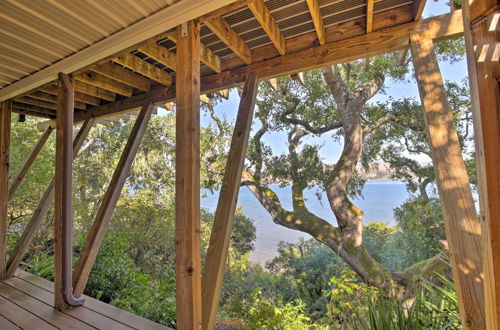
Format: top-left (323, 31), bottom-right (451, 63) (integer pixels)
top-left (176, 0), bottom-right (470, 165)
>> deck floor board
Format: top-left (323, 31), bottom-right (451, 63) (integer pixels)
top-left (0, 270), bottom-right (172, 330)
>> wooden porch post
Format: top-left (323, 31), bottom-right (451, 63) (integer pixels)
top-left (176, 20), bottom-right (202, 329)
top-left (461, 1), bottom-right (499, 327)
top-left (0, 100), bottom-right (12, 280)
top-left (410, 35), bottom-right (486, 329)
top-left (202, 72), bottom-right (258, 330)
top-left (73, 99), bottom-right (154, 297)
top-left (54, 73), bottom-right (75, 309)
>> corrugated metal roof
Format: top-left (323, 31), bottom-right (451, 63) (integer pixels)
top-left (0, 0), bottom-right (177, 89)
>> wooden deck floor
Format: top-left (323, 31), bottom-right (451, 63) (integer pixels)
top-left (0, 269), bottom-right (171, 329)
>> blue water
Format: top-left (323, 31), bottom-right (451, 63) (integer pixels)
top-left (201, 180), bottom-right (409, 263)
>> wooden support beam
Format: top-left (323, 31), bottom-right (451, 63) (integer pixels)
top-left (74, 81), bottom-right (116, 102)
top-left (175, 20), bottom-right (202, 329)
top-left (200, 94), bottom-right (212, 105)
top-left (72, 100), bottom-right (154, 297)
top-left (248, 0), bottom-right (286, 55)
top-left (90, 63), bottom-right (151, 92)
top-left (5, 118), bottom-right (94, 279)
top-left (267, 78), bottom-right (278, 90)
top-left (113, 54), bottom-right (172, 86)
top-left (75, 72), bottom-right (133, 97)
top-left (398, 0), bottom-right (428, 65)
top-left (14, 97), bottom-right (57, 111)
top-left (138, 43), bottom-right (177, 71)
top-left (28, 92), bottom-right (87, 110)
top-left (367, 0), bottom-right (374, 33)
top-left (40, 85), bottom-right (101, 106)
top-left (12, 107), bottom-right (54, 119)
top-left (410, 35), bottom-right (485, 329)
top-left (12, 102), bottom-right (57, 117)
top-left (461, 3), bottom-right (500, 328)
top-left (216, 89), bottom-right (230, 99)
top-left (290, 72), bottom-right (304, 85)
top-left (305, 0), bottom-right (325, 45)
top-left (204, 16), bottom-right (252, 65)
top-left (0, 100), bottom-right (11, 280)
top-left (166, 33), bottom-right (222, 73)
top-left (8, 126), bottom-right (53, 200)
top-left (202, 72), bottom-right (257, 330)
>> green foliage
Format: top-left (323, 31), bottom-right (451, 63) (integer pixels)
top-left (244, 291), bottom-right (316, 330)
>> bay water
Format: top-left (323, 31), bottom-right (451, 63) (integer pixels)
top-left (201, 180), bottom-right (409, 264)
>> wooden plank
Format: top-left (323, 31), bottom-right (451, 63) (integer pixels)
top-left (8, 126), bottom-right (53, 200)
top-left (167, 32), bottom-right (222, 73)
top-left (0, 0), bottom-right (239, 101)
top-left (0, 295), bottom-right (57, 330)
top-left (28, 92), bottom-right (87, 110)
top-left (398, 0), bottom-right (428, 65)
top-left (0, 100), bottom-right (11, 280)
top-left (90, 62), bottom-right (151, 92)
top-left (204, 16), bottom-right (252, 65)
top-left (175, 20), bottom-right (202, 330)
top-left (0, 314), bottom-right (20, 330)
top-left (75, 72), bottom-right (133, 97)
top-left (114, 54), bottom-right (172, 86)
top-left (367, 0), bottom-right (374, 33)
top-left (461, 4), bottom-right (500, 329)
top-left (13, 97), bottom-right (57, 110)
top-left (305, 0), bottom-right (325, 45)
top-left (410, 35), bottom-right (485, 329)
top-left (14, 270), bottom-right (169, 330)
top-left (74, 81), bottom-right (116, 101)
top-left (73, 100), bottom-right (155, 297)
top-left (40, 85), bottom-right (101, 106)
top-left (202, 72), bottom-right (257, 330)
top-left (7, 275), bottom-right (134, 330)
top-left (0, 282), bottom-right (94, 329)
top-left (248, 0), bottom-right (286, 55)
top-left (138, 43), bottom-right (177, 70)
top-left (6, 118), bottom-right (94, 278)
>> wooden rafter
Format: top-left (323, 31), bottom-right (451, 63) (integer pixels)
top-left (166, 32), bottom-right (222, 73)
top-left (90, 62), bottom-right (151, 92)
top-left (113, 54), bottom-right (172, 86)
top-left (410, 34), bottom-right (485, 328)
top-left (74, 81), bottom-right (116, 101)
top-left (305, 0), bottom-right (325, 45)
top-left (202, 72), bottom-right (257, 330)
top-left (75, 72), bottom-right (133, 97)
top-left (44, 10), bottom-right (464, 126)
top-left (28, 92), bottom-right (87, 110)
top-left (138, 43), bottom-right (177, 71)
top-left (72, 100), bottom-right (155, 297)
top-left (12, 107), bottom-right (54, 119)
top-left (366, 0), bottom-right (374, 33)
top-left (204, 16), bottom-right (252, 65)
top-left (6, 118), bottom-right (95, 279)
top-left (248, 0), bottom-right (286, 55)
top-left (39, 85), bottom-right (101, 106)
top-left (0, 100), bottom-right (11, 280)
top-left (12, 102), bottom-right (57, 117)
top-left (14, 97), bottom-right (57, 110)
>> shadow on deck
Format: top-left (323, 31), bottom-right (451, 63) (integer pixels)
top-left (0, 269), bottom-right (171, 329)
